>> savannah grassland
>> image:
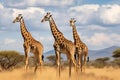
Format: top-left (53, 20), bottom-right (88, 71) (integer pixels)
top-left (0, 66), bottom-right (119, 80)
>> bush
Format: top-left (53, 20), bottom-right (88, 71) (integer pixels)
top-left (110, 58), bottom-right (120, 67)
top-left (0, 50), bottom-right (24, 70)
top-left (93, 60), bottom-right (105, 68)
top-left (91, 57), bottom-right (110, 68)
top-left (112, 48), bottom-right (120, 58)
top-left (46, 55), bottom-right (63, 66)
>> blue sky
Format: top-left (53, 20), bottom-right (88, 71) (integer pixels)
top-left (0, 0), bottom-right (120, 53)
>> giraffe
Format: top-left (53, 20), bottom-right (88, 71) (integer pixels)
top-left (41, 12), bottom-right (77, 77)
top-left (70, 18), bottom-right (88, 72)
top-left (13, 14), bottom-right (44, 72)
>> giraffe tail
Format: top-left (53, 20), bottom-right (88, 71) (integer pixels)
top-left (87, 56), bottom-right (89, 62)
top-left (42, 55), bottom-right (44, 62)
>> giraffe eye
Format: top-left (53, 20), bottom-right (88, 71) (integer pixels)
top-left (45, 16), bottom-right (48, 18)
top-left (16, 17), bottom-right (19, 20)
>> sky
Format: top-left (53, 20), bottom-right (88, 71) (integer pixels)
top-left (0, 0), bottom-right (120, 53)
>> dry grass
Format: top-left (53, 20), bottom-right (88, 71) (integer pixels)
top-left (0, 66), bottom-right (119, 80)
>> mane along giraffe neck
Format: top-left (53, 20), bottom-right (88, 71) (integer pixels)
top-left (13, 14), bottom-right (44, 72)
top-left (41, 12), bottom-right (77, 77)
top-left (70, 18), bottom-right (88, 72)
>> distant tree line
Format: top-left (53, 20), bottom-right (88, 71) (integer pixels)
top-left (88, 48), bottom-right (120, 68)
top-left (0, 48), bottom-right (120, 71)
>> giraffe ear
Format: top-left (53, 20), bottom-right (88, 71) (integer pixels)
top-left (18, 14), bottom-right (22, 17)
top-left (47, 12), bottom-right (50, 15)
top-left (50, 14), bottom-right (52, 17)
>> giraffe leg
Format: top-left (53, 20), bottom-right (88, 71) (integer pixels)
top-left (24, 46), bottom-right (30, 72)
top-left (34, 48), bottom-right (43, 73)
top-left (78, 54), bottom-right (81, 70)
top-left (53, 42), bottom-right (61, 77)
top-left (78, 53), bottom-right (81, 69)
top-left (74, 53), bottom-right (77, 61)
top-left (83, 53), bottom-right (87, 72)
top-left (75, 48), bottom-right (79, 65)
top-left (77, 48), bottom-right (83, 72)
top-left (80, 53), bottom-right (83, 72)
top-left (34, 55), bottom-right (38, 73)
top-left (34, 53), bottom-right (40, 73)
top-left (66, 54), bottom-right (72, 78)
top-left (38, 48), bottom-right (43, 66)
top-left (56, 51), bottom-right (61, 77)
top-left (68, 58), bottom-right (72, 77)
top-left (38, 51), bottom-right (43, 72)
top-left (71, 53), bottom-right (78, 73)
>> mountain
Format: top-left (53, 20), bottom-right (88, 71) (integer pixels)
top-left (44, 46), bottom-right (120, 61)
top-left (89, 46), bottom-right (120, 60)
top-left (44, 50), bottom-right (55, 56)
top-left (43, 50), bottom-right (67, 61)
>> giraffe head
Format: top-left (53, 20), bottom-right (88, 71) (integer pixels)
top-left (70, 18), bottom-right (76, 27)
top-left (41, 12), bottom-right (52, 22)
top-left (13, 14), bottom-right (23, 23)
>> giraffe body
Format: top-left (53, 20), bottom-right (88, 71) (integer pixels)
top-left (70, 18), bottom-right (88, 72)
top-left (41, 12), bottom-right (77, 77)
top-left (13, 14), bottom-right (44, 72)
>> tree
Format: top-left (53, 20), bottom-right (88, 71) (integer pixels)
top-left (111, 48), bottom-right (120, 67)
top-left (46, 55), bottom-right (63, 66)
top-left (93, 57), bottom-right (110, 68)
top-left (0, 50), bottom-right (24, 70)
top-left (95, 57), bottom-right (110, 62)
top-left (112, 48), bottom-right (120, 58)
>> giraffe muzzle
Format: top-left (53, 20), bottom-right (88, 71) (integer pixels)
top-left (41, 19), bottom-right (44, 22)
top-left (13, 21), bottom-right (15, 23)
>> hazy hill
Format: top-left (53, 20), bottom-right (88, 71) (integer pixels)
top-left (89, 46), bottom-right (120, 60)
top-left (44, 46), bottom-right (120, 61)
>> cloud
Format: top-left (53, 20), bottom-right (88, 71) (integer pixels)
top-left (84, 25), bottom-right (107, 31)
top-left (0, 3), bottom-right (46, 31)
top-left (68, 4), bottom-right (100, 24)
top-left (69, 4), bottom-right (99, 12)
top-left (0, 3), bottom-right (3, 9)
top-left (0, 2), bottom-right (120, 52)
top-left (5, 0), bottom-right (74, 7)
top-left (99, 4), bottom-right (120, 25)
top-left (84, 33), bottom-right (120, 49)
top-left (0, 37), bottom-right (23, 52)
top-left (86, 33), bottom-right (110, 46)
top-left (4, 38), bottom-right (16, 45)
top-left (12, 7), bottom-right (45, 17)
top-left (68, 4), bottom-right (120, 26)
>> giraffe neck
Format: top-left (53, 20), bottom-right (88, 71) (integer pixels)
top-left (20, 18), bottom-right (31, 40)
top-left (72, 25), bottom-right (81, 44)
top-left (49, 17), bottom-right (64, 41)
